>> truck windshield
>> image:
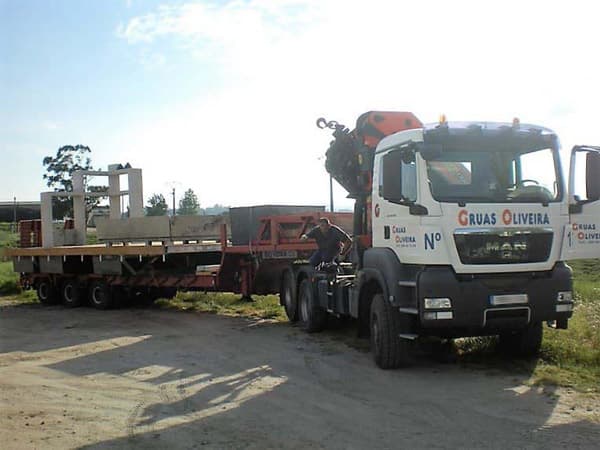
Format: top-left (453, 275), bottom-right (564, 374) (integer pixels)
top-left (425, 145), bottom-right (561, 204)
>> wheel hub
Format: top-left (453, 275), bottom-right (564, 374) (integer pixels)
top-left (64, 285), bottom-right (73, 302)
top-left (92, 287), bottom-right (102, 304)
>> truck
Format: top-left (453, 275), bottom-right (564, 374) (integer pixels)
top-left (5, 111), bottom-right (600, 369)
top-left (280, 112), bottom-right (600, 368)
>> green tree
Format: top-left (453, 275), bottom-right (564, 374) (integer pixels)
top-left (146, 193), bottom-right (168, 216)
top-left (42, 145), bottom-right (106, 218)
top-left (177, 188), bottom-right (200, 215)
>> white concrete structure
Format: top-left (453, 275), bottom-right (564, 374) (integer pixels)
top-left (40, 165), bottom-right (143, 248)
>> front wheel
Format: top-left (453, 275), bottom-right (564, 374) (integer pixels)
top-left (297, 279), bottom-right (326, 333)
top-left (498, 322), bottom-right (543, 357)
top-left (370, 293), bottom-right (413, 369)
top-left (280, 269), bottom-right (298, 322)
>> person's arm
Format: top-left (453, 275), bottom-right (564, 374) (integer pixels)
top-left (301, 226), bottom-right (318, 241)
top-left (340, 236), bottom-right (353, 258)
top-left (334, 226), bottom-right (352, 258)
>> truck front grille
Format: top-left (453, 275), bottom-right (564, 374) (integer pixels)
top-left (454, 228), bottom-right (553, 265)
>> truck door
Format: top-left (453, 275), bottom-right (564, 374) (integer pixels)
top-left (561, 146), bottom-right (600, 260)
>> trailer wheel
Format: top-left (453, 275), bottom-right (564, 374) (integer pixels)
top-left (280, 270), bottom-right (298, 322)
top-left (89, 281), bottom-right (113, 310)
top-left (61, 279), bottom-right (83, 308)
top-left (370, 293), bottom-right (413, 369)
top-left (36, 279), bottom-right (58, 305)
top-left (498, 322), bottom-right (543, 358)
top-left (298, 279), bottom-right (326, 333)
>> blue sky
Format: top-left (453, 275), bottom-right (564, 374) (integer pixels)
top-left (1, 0), bottom-right (599, 209)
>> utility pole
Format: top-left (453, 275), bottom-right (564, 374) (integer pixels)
top-left (172, 188), bottom-right (176, 216)
top-left (329, 175), bottom-right (334, 212)
top-left (13, 196), bottom-right (17, 232)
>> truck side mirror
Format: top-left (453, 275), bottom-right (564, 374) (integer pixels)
top-left (586, 151), bottom-right (600, 201)
top-left (382, 150), bottom-right (403, 202)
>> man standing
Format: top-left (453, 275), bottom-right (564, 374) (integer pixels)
top-left (301, 217), bottom-right (352, 267)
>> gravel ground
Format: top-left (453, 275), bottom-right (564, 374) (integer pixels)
top-left (1, 302), bottom-right (599, 449)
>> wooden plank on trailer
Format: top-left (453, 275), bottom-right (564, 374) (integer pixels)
top-left (3, 244), bottom-right (166, 258)
top-left (167, 243), bottom-right (222, 254)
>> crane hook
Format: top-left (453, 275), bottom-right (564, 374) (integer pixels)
top-left (316, 117), bottom-right (341, 130)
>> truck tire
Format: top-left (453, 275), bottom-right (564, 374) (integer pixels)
top-left (36, 279), bottom-right (58, 305)
top-left (280, 269), bottom-right (298, 322)
top-left (89, 280), bottom-right (113, 310)
top-left (61, 279), bottom-right (83, 308)
top-left (370, 293), bottom-right (413, 369)
top-left (298, 279), bottom-right (326, 333)
top-left (498, 322), bottom-right (543, 358)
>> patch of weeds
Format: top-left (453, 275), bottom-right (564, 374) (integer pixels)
top-left (0, 261), bottom-right (20, 295)
top-left (157, 291), bottom-right (287, 321)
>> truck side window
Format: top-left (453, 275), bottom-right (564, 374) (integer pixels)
top-left (378, 156), bottom-right (384, 197)
top-left (401, 160), bottom-right (417, 202)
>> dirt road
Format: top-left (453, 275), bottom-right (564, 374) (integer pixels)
top-left (1, 302), bottom-right (599, 449)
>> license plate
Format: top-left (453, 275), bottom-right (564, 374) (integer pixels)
top-left (489, 294), bottom-right (528, 306)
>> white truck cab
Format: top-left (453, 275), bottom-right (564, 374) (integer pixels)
top-left (369, 120), bottom-right (599, 336)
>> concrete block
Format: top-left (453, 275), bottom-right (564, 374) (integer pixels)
top-left (96, 216), bottom-right (170, 241)
top-left (170, 215), bottom-right (230, 241)
top-left (53, 229), bottom-right (80, 246)
top-left (230, 205), bottom-right (325, 245)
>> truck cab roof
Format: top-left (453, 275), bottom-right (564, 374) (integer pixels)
top-left (378, 120), bottom-right (558, 153)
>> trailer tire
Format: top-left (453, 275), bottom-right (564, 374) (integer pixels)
top-left (280, 269), bottom-right (298, 322)
top-left (298, 279), bottom-right (326, 333)
top-left (370, 293), bottom-right (413, 369)
top-left (36, 279), bottom-right (59, 305)
top-left (89, 280), bottom-right (113, 310)
top-left (498, 322), bottom-right (543, 358)
top-left (61, 279), bottom-right (83, 308)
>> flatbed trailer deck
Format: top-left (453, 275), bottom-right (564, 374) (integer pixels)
top-left (5, 212), bottom-right (353, 307)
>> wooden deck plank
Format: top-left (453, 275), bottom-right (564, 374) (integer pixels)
top-left (3, 244), bottom-right (166, 257)
top-left (2, 239), bottom-right (233, 258)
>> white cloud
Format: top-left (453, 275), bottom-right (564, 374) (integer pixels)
top-left (42, 121), bottom-right (60, 131)
top-left (112, 0), bottom-right (600, 208)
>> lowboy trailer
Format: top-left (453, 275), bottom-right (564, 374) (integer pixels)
top-left (6, 211), bottom-right (352, 308)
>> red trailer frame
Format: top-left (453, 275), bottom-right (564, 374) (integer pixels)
top-left (10, 212), bottom-right (354, 302)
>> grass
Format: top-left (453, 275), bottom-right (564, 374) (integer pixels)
top-left (534, 259), bottom-right (600, 391)
top-left (455, 259), bottom-right (600, 392)
top-left (156, 291), bottom-right (286, 322)
top-left (0, 222), bottom-right (18, 256)
top-left (0, 261), bottom-right (21, 295)
top-left (0, 224), bottom-right (20, 294)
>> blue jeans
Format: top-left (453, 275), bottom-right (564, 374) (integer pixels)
top-left (309, 250), bottom-right (338, 267)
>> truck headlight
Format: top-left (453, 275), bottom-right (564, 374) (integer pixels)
top-left (557, 291), bottom-right (572, 302)
top-left (424, 298), bottom-right (452, 309)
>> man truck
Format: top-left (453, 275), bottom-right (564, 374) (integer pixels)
top-left (280, 111), bottom-right (600, 368)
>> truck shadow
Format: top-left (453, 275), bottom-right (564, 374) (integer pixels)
top-left (2, 304), bottom-right (598, 449)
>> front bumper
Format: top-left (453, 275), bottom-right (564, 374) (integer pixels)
top-left (416, 262), bottom-right (573, 337)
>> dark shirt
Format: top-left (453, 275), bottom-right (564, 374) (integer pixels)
top-left (306, 225), bottom-right (351, 258)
